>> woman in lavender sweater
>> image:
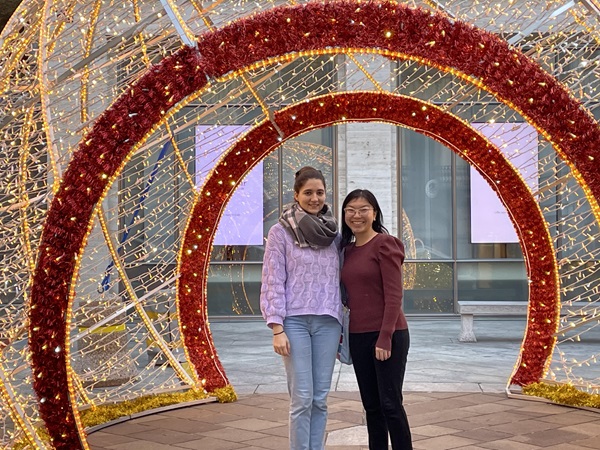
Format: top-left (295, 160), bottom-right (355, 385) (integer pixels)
top-left (260, 166), bottom-right (343, 450)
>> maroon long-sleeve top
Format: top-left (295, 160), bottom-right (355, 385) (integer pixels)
top-left (340, 233), bottom-right (407, 351)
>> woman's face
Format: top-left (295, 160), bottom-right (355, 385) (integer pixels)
top-left (344, 197), bottom-right (376, 235)
top-left (294, 178), bottom-right (326, 215)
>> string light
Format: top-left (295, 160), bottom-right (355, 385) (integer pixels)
top-left (2, 1), bottom-right (600, 449)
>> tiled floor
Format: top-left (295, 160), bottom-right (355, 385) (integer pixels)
top-left (88, 391), bottom-right (600, 449)
top-left (88, 319), bottom-right (600, 449)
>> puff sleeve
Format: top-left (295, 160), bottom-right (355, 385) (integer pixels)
top-left (375, 237), bottom-right (405, 351)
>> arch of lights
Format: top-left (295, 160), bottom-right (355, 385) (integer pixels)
top-left (2, 0), bottom-right (600, 448)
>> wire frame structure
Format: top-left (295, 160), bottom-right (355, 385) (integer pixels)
top-left (1, 0), bottom-right (600, 448)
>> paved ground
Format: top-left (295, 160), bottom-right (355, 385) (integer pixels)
top-left (88, 318), bottom-right (600, 449)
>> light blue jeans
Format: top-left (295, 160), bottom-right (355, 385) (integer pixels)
top-left (283, 314), bottom-right (342, 450)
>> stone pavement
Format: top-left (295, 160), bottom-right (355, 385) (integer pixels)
top-left (88, 318), bottom-right (600, 449)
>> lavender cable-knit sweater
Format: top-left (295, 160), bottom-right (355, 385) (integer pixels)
top-left (260, 223), bottom-right (343, 327)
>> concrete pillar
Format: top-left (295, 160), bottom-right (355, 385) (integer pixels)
top-left (337, 55), bottom-right (398, 235)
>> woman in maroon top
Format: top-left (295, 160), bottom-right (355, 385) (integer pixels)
top-left (340, 189), bottom-right (412, 450)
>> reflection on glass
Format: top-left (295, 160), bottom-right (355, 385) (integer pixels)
top-left (210, 135), bottom-right (333, 264)
top-left (207, 264), bottom-right (262, 315)
top-left (455, 137), bottom-right (524, 259)
top-left (401, 129), bottom-right (452, 259)
top-left (208, 133), bottom-right (334, 315)
top-left (457, 262), bottom-right (527, 302)
top-left (402, 209), bottom-right (416, 290)
top-left (403, 262), bottom-right (453, 313)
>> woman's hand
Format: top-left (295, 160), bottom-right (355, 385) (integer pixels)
top-left (375, 346), bottom-right (391, 361)
top-left (273, 332), bottom-right (290, 356)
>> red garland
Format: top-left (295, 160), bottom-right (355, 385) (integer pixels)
top-left (198, 1), bottom-right (600, 198)
top-left (29, 1), bottom-right (599, 447)
top-left (192, 0), bottom-right (600, 387)
top-left (181, 92), bottom-right (558, 391)
top-left (29, 46), bottom-right (207, 449)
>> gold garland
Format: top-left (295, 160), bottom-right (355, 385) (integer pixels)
top-left (12, 387), bottom-right (236, 448)
top-left (80, 389), bottom-right (210, 428)
top-left (12, 428), bottom-right (50, 450)
top-left (523, 382), bottom-right (600, 409)
top-left (212, 385), bottom-right (237, 403)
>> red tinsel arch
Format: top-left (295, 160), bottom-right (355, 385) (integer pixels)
top-left (180, 91), bottom-right (558, 392)
top-left (29, 1), bottom-right (599, 448)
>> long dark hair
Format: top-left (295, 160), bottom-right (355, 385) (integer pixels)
top-left (341, 189), bottom-right (388, 247)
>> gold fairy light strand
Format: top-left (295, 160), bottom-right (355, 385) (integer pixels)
top-left (0, 370), bottom-right (43, 449)
top-left (36, 0), bottom-right (64, 191)
top-left (69, 367), bottom-right (94, 410)
top-left (166, 121), bottom-right (198, 193)
top-left (45, 2), bottom-right (78, 56)
top-left (65, 216), bottom-right (96, 450)
top-left (79, 0), bottom-right (104, 125)
top-left (347, 53), bottom-right (385, 92)
top-left (133, 0), bottom-right (152, 67)
top-left (0, 13), bottom-right (42, 95)
top-left (4, 1), bottom-right (600, 444)
top-left (95, 206), bottom-right (197, 387)
top-left (18, 106), bottom-right (37, 275)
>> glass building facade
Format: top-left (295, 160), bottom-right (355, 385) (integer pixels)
top-left (114, 54), bottom-right (598, 318)
top-left (196, 125), bottom-right (531, 316)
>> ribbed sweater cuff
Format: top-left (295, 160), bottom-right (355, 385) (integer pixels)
top-left (376, 329), bottom-right (393, 352)
top-left (266, 316), bottom-right (284, 328)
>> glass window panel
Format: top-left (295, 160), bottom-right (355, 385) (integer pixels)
top-left (207, 130), bottom-right (334, 315)
top-left (263, 151), bottom-right (281, 237)
top-left (209, 129), bottom-right (334, 263)
top-left (281, 130), bottom-right (334, 207)
top-left (401, 129), bottom-right (452, 260)
top-left (207, 264), bottom-right (262, 316)
top-left (452, 106), bottom-right (528, 260)
top-left (457, 261), bottom-right (527, 302)
top-left (455, 155), bottom-right (524, 259)
top-left (403, 262), bottom-right (453, 313)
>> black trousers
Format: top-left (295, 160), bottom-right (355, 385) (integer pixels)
top-left (349, 329), bottom-right (412, 450)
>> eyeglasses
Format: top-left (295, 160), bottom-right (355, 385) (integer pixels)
top-left (344, 207), bottom-right (373, 217)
